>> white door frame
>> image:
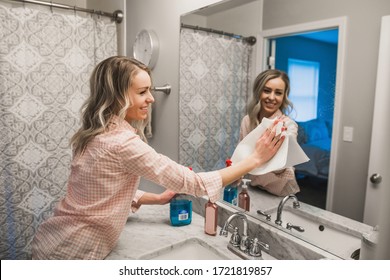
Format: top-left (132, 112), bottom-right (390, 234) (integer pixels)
top-left (256, 17), bottom-right (347, 211)
top-left (363, 15), bottom-right (390, 227)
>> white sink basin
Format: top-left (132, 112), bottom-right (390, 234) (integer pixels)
top-left (267, 206), bottom-right (361, 259)
top-left (138, 237), bottom-right (229, 260)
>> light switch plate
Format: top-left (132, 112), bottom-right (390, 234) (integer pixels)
top-left (343, 126), bottom-right (354, 142)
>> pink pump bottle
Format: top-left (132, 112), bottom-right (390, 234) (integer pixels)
top-left (204, 200), bottom-right (218, 236)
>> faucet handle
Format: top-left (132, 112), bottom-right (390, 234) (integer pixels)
top-left (257, 209), bottom-right (271, 221)
top-left (249, 238), bottom-right (261, 257)
top-left (286, 222), bottom-right (305, 232)
top-left (249, 237), bottom-right (269, 257)
top-left (229, 227), bottom-right (241, 247)
top-left (257, 239), bottom-right (270, 251)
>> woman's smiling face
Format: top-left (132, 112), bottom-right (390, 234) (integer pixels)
top-left (125, 69), bottom-right (154, 122)
top-left (259, 77), bottom-right (286, 117)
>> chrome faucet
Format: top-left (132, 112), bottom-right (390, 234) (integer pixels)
top-left (220, 212), bottom-right (270, 259)
top-left (275, 194), bottom-right (300, 226)
top-left (220, 212), bottom-right (249, 251)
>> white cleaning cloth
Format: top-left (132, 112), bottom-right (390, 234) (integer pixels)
top-left (231, 117), bottom-right (309, 175)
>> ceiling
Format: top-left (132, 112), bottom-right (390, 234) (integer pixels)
top-left (192, 0), bottom-right (256, 16)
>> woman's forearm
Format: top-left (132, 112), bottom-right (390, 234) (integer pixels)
top-left (218, 154), bottom-right (259, 186)
top-left (137, 192), bottom-right (161, 205)
top-left (137, 189), bottom-right (176, 206)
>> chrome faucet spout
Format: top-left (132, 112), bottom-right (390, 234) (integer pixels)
top-left (221, 212), bottom-right (268, 259)
top-left (220, 212), bottom-right (248, 237)
top-left (220, 212), bottom-right (249, 252)
top-left (275, 194), bottom-right (300, 226)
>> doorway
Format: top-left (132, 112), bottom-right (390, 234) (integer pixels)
top-left (259, 17), bottom-right (347, 211)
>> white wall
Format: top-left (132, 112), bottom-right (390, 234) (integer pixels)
top-left (55, 0), bottom-right (87, 7)
top-left (206, 1), bottom-right (261, 37)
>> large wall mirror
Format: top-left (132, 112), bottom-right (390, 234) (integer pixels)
top-left (178, 0), bottom-right (345, 240)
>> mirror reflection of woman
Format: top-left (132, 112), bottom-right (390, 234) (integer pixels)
top-left (239, 69), bottom-right (300, 197)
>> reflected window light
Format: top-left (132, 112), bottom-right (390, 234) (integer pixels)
top-left (288, 58), bottom-right (320, 121)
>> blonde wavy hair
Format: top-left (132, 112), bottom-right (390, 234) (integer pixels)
top-left (71, 56), bottom-right (152, 156)
top-left (247, 69), bottom-right (293, 132)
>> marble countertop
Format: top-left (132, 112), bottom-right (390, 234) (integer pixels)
top-left (105, 200), bottom-right (342, 260)
top-left (106, 203), bottom-right (246, 260)
top-left (105, 189), bottom-right (374, 260)
top-left (240, 185), bottom-right (373, 238)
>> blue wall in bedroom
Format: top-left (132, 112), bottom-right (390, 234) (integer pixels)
top-left (275, 35), bottom-right (338, 129)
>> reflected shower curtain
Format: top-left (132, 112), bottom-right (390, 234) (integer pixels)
top-left (179, 28), bottom-right (252, 171)
top-left (0, 2), bottom-right (117, 259)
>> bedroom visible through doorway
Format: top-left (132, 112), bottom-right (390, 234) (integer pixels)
top-left (266, 28), bottom-right (338, 209)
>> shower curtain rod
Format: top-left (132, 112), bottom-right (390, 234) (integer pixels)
top-left (5, 0), bottom-right (123, 23)
top-left (181, 23), bottom-right (256, 45)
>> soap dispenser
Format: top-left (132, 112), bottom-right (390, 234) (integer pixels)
top-left (238, 180), bottom-right (250, 211)
top-left (204, 200), bottom-right (218, 236)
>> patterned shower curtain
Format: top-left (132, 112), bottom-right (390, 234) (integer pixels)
top-left (179, 28), bottom-right (252, 172)
top-left (0, 2), bottom-right (117, 259)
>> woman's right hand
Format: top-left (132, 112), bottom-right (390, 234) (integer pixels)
top-left (252, 120), bottom-right (285, 168)
top-left (219, 120), bottom-right (285, 187)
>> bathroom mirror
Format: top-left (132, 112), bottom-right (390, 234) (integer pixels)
top-left (179, 0), bottom-right (341, 237)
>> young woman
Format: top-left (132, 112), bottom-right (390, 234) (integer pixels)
top-left (239, 69), bottom-right (300, 196)
top-left (31, 56), bottom-right (285, 259)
